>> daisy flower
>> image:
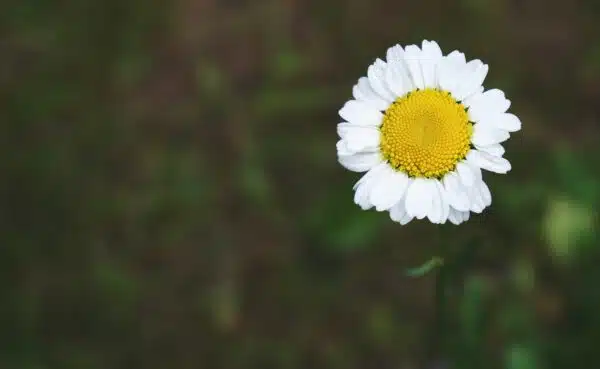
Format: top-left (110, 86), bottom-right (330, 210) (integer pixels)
top-left (337, 40), bottom-right (521, 225)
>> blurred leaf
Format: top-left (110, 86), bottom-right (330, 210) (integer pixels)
top-left (542, 195), bottom-right (596, 263)
top-left (301, 184), bottom-right (387, 252)
top-left (271, 49), bottom-right (306, 80)
top-left (238, 156), bottom-right (272, 208)
top-left (511, 258), bottom-right (535, 293)
top-left (196, 62), bottom-right (227, 95)
top-left (210, 278), bottom-right (239, 332)
top-left (460, 276), bottom-right (487, 341)
top-left (367, 304), bottom-right (394, 344)
top-left (580, 43), bottom-right (600, 82)
top-left (500, 305), bottom-right (528, 339)
top-left (327, 211), bottom-right (385, 252)
top-left (461, 0), bottom-right (504, 18)
top-left (406, 257), bottom-right (444, 277)
top-left (254, 86), bottom-right (339, 118)
top-left (453, 275), bottom-right (488, 368)
top-left (93, 261), bottom-right (138, 318)
top-left (554, 148), bottom-right (600, 204)
top-left (506, 344), bottom-right (539, 369)
top-left (495, 181), bottom-right (548, 225)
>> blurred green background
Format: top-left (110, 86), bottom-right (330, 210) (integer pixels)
top-left (2, 0), bottom-right (600, 368)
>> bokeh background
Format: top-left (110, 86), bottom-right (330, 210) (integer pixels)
top-left (3, 0), bottom-right (600, 368)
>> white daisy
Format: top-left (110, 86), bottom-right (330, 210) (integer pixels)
top-left (337, 40), bottom-right (521, 225)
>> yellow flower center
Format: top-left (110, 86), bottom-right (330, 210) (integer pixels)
top-left (380, 88), bottom-right (473, 178)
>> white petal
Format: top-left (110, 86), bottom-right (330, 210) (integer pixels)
top-left (474, 143), bottom-right (505, 157)
top-left (336, 123), bottom-right (380, 152)
top-left (438, 181), bottom-right (451, 224)
top-left (403, 45), bottom-right (425, 89)
top-left (386, 44), bottom-right (405, 63)
top-left (338, 151), bottom-right (383, 172)
top-left (442, 172), bottom-right (470, 211)
top-left (385, 60), bottom-right (413, 98)
top-left (466, 59), bottom-right (484, 71)
top-left (456, 162), bottom-right (475, 187)
top-left (336, 140), bottom-right (353, 156)
top-left (468, 160), bottom-right (483, 182)
top-left (353, 162), bottom-right (386, 189)
top-left (352, 77), bottom-right (390, 111)
top-left (353, 163), bottom-right (388, 209)
top-left (367, 59), bottom-right (396, 102)
top-left (479, 180), bottom-right (492, 206)
top-left (466, 150), bottom-right (511, 174)
top-left (478, 113), bottom-right (521, 132)
top-left (438, 58), bottom-right (461, 96)
top-left (449, 209), bottom-right (471, 225)
top-left (389, 196), bottom-right (407, 222)
top-left (472, 124), bottom-right (510, 146)
top-left (339, 100), bottom-right (384, 127)
top-left (466, 89), bottom-right (511, 122)
top-left (427, 182), bottom-right (443, 224)
top-left (354, 188), bottom-right (372, 210)
top-left (400, 213), bottom-right (414, 225)
top-left (337, 122), bottom-right (379, 137)
top-left (464, 88), bottom-right (509, 110)
top-left (420, 40), bottom-right (443, 88)
top-left (454, 60), bottom-right (488, 101)
top-left (448, 208), bottom-right (463, 225)
top-left (438, 52), bottom-right (471, 97)
top-left (446, 50), bottom-right (466, 65)
top-left (369, 166), bottom-right (410, 211)
top-left (427, 180), bottom-right (450, 224)
top-left (405, 178), bottom-right (436, 219)
top-left (468, 181), bottom-right (486, 213)
top-left (389, 194), bottom-right (416, 225)
top-left (422, 40), bottom-right (443, 58)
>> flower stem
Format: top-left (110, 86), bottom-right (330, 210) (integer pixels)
top-left (434, 261), bottom-right (450, 361)
top-left (420, 235), bottom-right (482, 369)
top-left (415, 258), bottom-right (448, 369)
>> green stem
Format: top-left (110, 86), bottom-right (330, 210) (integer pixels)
top-left (434, 262), bottom-right (450, 361)
top-left (417, 261), bottom-right (449, 369)
top-left (419, 235), bottom-right (482, 369)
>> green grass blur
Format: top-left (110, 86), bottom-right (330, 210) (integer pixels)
top-left (2, 0), bottom-right (600, 368)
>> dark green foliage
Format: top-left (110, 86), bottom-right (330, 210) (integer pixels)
top-left (2, 0), bottom-right (600, 368)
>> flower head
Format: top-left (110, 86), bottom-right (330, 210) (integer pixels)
top-left (337, 40), bottom-right (521, 225)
